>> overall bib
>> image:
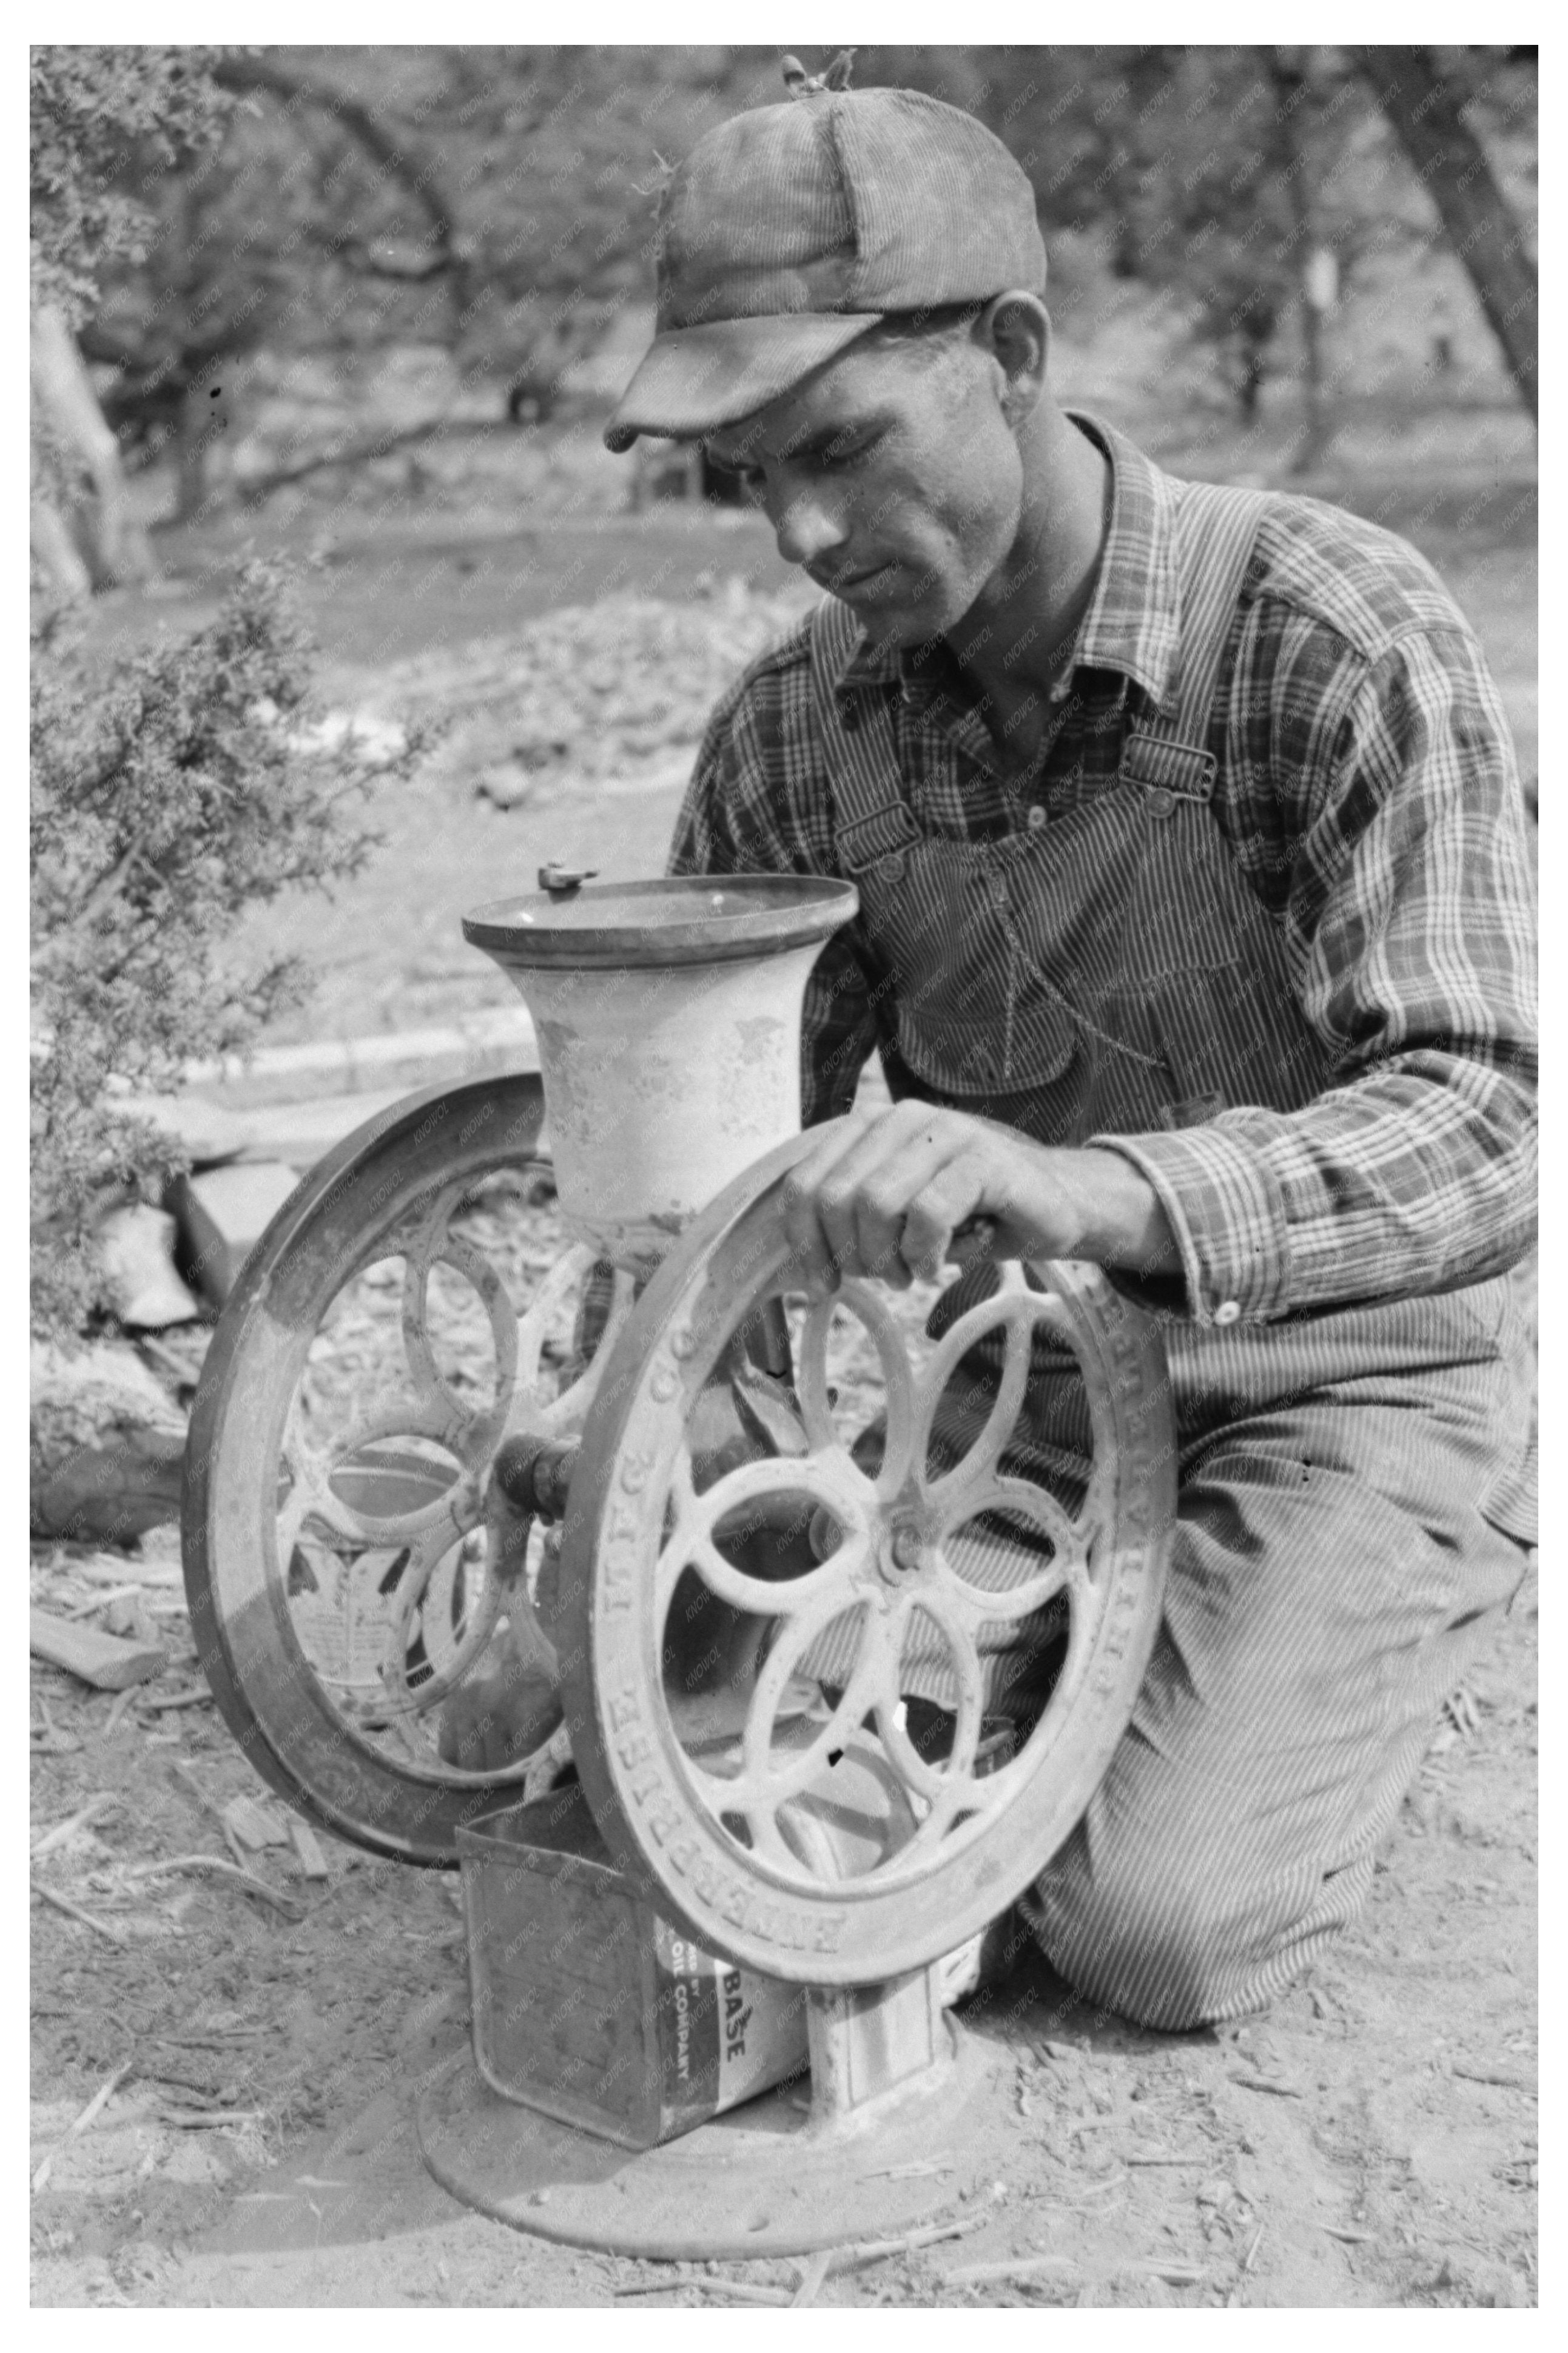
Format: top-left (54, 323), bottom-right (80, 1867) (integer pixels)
top-left (803, 482), bottom-right (1531, 2027)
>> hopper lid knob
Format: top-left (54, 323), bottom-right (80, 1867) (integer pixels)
top-left (538, 861), bottom-right (600, 898)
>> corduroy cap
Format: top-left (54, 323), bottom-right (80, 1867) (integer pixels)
top-left (604, 78), bottom-right (1046, 453)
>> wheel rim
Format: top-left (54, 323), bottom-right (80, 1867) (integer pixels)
top-left (559, 1126), bottom-right (1176, 1984)
top-left (183, 1075), bottom-right (630, 1862)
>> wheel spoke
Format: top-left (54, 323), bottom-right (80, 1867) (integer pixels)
top-left (279, 1425), bottom-right (373, 1554)
top-left (694, 1602), bottom-right (901, 1859)
top-left (688, 1451), bottom-right (869, 1543)
top-left (738, 1594), bottom-right (879, 1793)
top-left (514, 1253), bottom-right (636, 1436)
top-left (661, 1532), bottom-right (860, 1624)
top-left (893, 1600), bottom-right (991, 1855)
top-left (400, 1187), bottom-right (520, 1438)
top-left (914, 1279), bottom-right (1058, 1501)
top-left (512, 1243), bottom-right (597, 1399)
top-left (934, 1474), bottom-right (1086, 1624)
top-left (377, 1521), bottom-right (460, 1686)
top-left (795, 1281), bottom-right (920, 1487)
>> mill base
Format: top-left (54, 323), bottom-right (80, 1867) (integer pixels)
top-left (416, 2019), bottom-right (1005, 2260)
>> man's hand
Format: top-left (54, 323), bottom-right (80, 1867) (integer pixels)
top-left (779, 1102), bottom-right (1180, 1290)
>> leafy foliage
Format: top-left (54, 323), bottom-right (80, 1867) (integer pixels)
top-left (30, 564), bottom-right (392, 1340)
top-left (83, 45), bottom-right (771, 450)
top-left (32, 50), bottom-right (392, 1345)
top-left (30, 44), bottom-right (231, 320)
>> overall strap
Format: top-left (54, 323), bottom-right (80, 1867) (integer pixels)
top-left (1119, 481), bottom-right (1271, 806)
top-left (807, 598), bottom-right (923, 876)
top-left (808, 477), bottom-right (1271, 854)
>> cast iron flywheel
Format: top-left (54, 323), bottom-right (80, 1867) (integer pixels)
top-left (182, 1074), bottom-right (634, 1861)
top-left (556, 1125), bottom-right (1176, 1987)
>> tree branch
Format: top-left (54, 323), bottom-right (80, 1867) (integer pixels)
top-left (237, 412), bottom-right (525, 498)
top-left (211, 55), bottom-right (469, 314)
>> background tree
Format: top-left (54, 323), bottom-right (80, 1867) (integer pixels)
top-left (1357, 45), bottom-right (1536, 420)
top-left (82, 46), bottom-right (776, 512)
top-left (30, 45), bottom-right (235, 587)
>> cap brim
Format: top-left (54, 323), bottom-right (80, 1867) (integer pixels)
top-left (604, 313), bottom-right (884, 453)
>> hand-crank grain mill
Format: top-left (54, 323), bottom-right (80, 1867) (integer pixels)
top-left (183, 875), bottom-right (1176, 2257)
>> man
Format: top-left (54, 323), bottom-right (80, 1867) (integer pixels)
top-left (591, 64), bottom-right (1536, 2035)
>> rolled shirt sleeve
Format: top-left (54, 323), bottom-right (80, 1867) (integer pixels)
top-left (1096, 625), bottom-right (1538, 1325)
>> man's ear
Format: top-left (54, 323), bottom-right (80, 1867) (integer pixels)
top-left (977, 292), bottom-right (1051, 425)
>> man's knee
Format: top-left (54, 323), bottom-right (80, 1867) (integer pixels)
top-left (1026, 1828), bottom-right (1307, 2032)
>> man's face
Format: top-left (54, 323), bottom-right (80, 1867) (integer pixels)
top-left (704, 329), bottom-right (1026, 646)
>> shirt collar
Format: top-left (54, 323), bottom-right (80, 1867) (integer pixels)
top-left (832, 409), bottom-right (1183, 717)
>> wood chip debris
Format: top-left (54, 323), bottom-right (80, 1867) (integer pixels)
top-left (30, 1877), bottom-right (129, 1946)
top-left (1226, 2071), bottom-right (1304, 2098)
top-left (614, 2209), bottom-right (993, 2296)
top-left (121, 1853), bottom-right (303, 1917)
top-left (161, 2106), bottom-right (266, 2130)
top-left (30, 1698), bottom-right (82, 1754)
top-left (31, 2059), bottom-right (133, 2192)
top-left (790, 2249), bottom-right (832, 2306)
top-left (223, 1793), bottom-right (290, 1850)
top-left (289, 1819), bottom-right (331, 1879)
top-left (940, 2253), bottom-right (1078, 2287)
top-left (64, 1584), bottom-right (146, 1619)
top-left (170, 1760), bottom-right (224, 1820)
top-left (833, 2212), bottom-right (986, 2269)
top-left (30, 1606), bottom-right (167, 1691)
top-left (100, 1688), bottom-right (140, 1738)
top-left (30, 1791), bottom-right (119, 1859)
top-left (69, 1553), bottom-right (184, 1591)
top-left (684, 2280), bottom-right (793, 2307)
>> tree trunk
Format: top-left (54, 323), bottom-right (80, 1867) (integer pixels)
top-left (30, 490), bottom-right (92, 602)
top-left (1267, 52), bottom-right (1337, 477)
top-left (173, 389), bottom-right (210, 525)
top-left (1358, 46), bottom-right (1537, 421)
top-left (1293, 294), bottom-right (1333, 474)
top-left (30, 306), bottom-right (156, 588)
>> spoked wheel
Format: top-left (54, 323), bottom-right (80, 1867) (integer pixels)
top-left (182, 1075), bottom-right (633, 1862)
top-left (559, 1126), bottom-right (1177, 1985)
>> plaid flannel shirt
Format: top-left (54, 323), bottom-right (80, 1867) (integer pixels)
top-left (668, 414), bottom-right (1537, 1325)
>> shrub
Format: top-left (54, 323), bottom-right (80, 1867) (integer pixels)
top-left (30, 560), bottom-right (402, 1341)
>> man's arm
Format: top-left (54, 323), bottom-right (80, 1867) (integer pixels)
top-left (778, 622), bottom-right (1536, 1311)
top-left (1092, 622), bottom-right (1537, 1324)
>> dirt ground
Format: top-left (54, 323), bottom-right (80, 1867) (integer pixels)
top-left (29, 1537), bottom-right (1538, 2308)
top-left (33, 386), bottom-right (1538, 2308)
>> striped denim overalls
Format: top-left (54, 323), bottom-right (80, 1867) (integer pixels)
top-left (800, 480), bottom-right (1532, 2028)
top-left (810, 484), bottom-right (1328, 1145)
